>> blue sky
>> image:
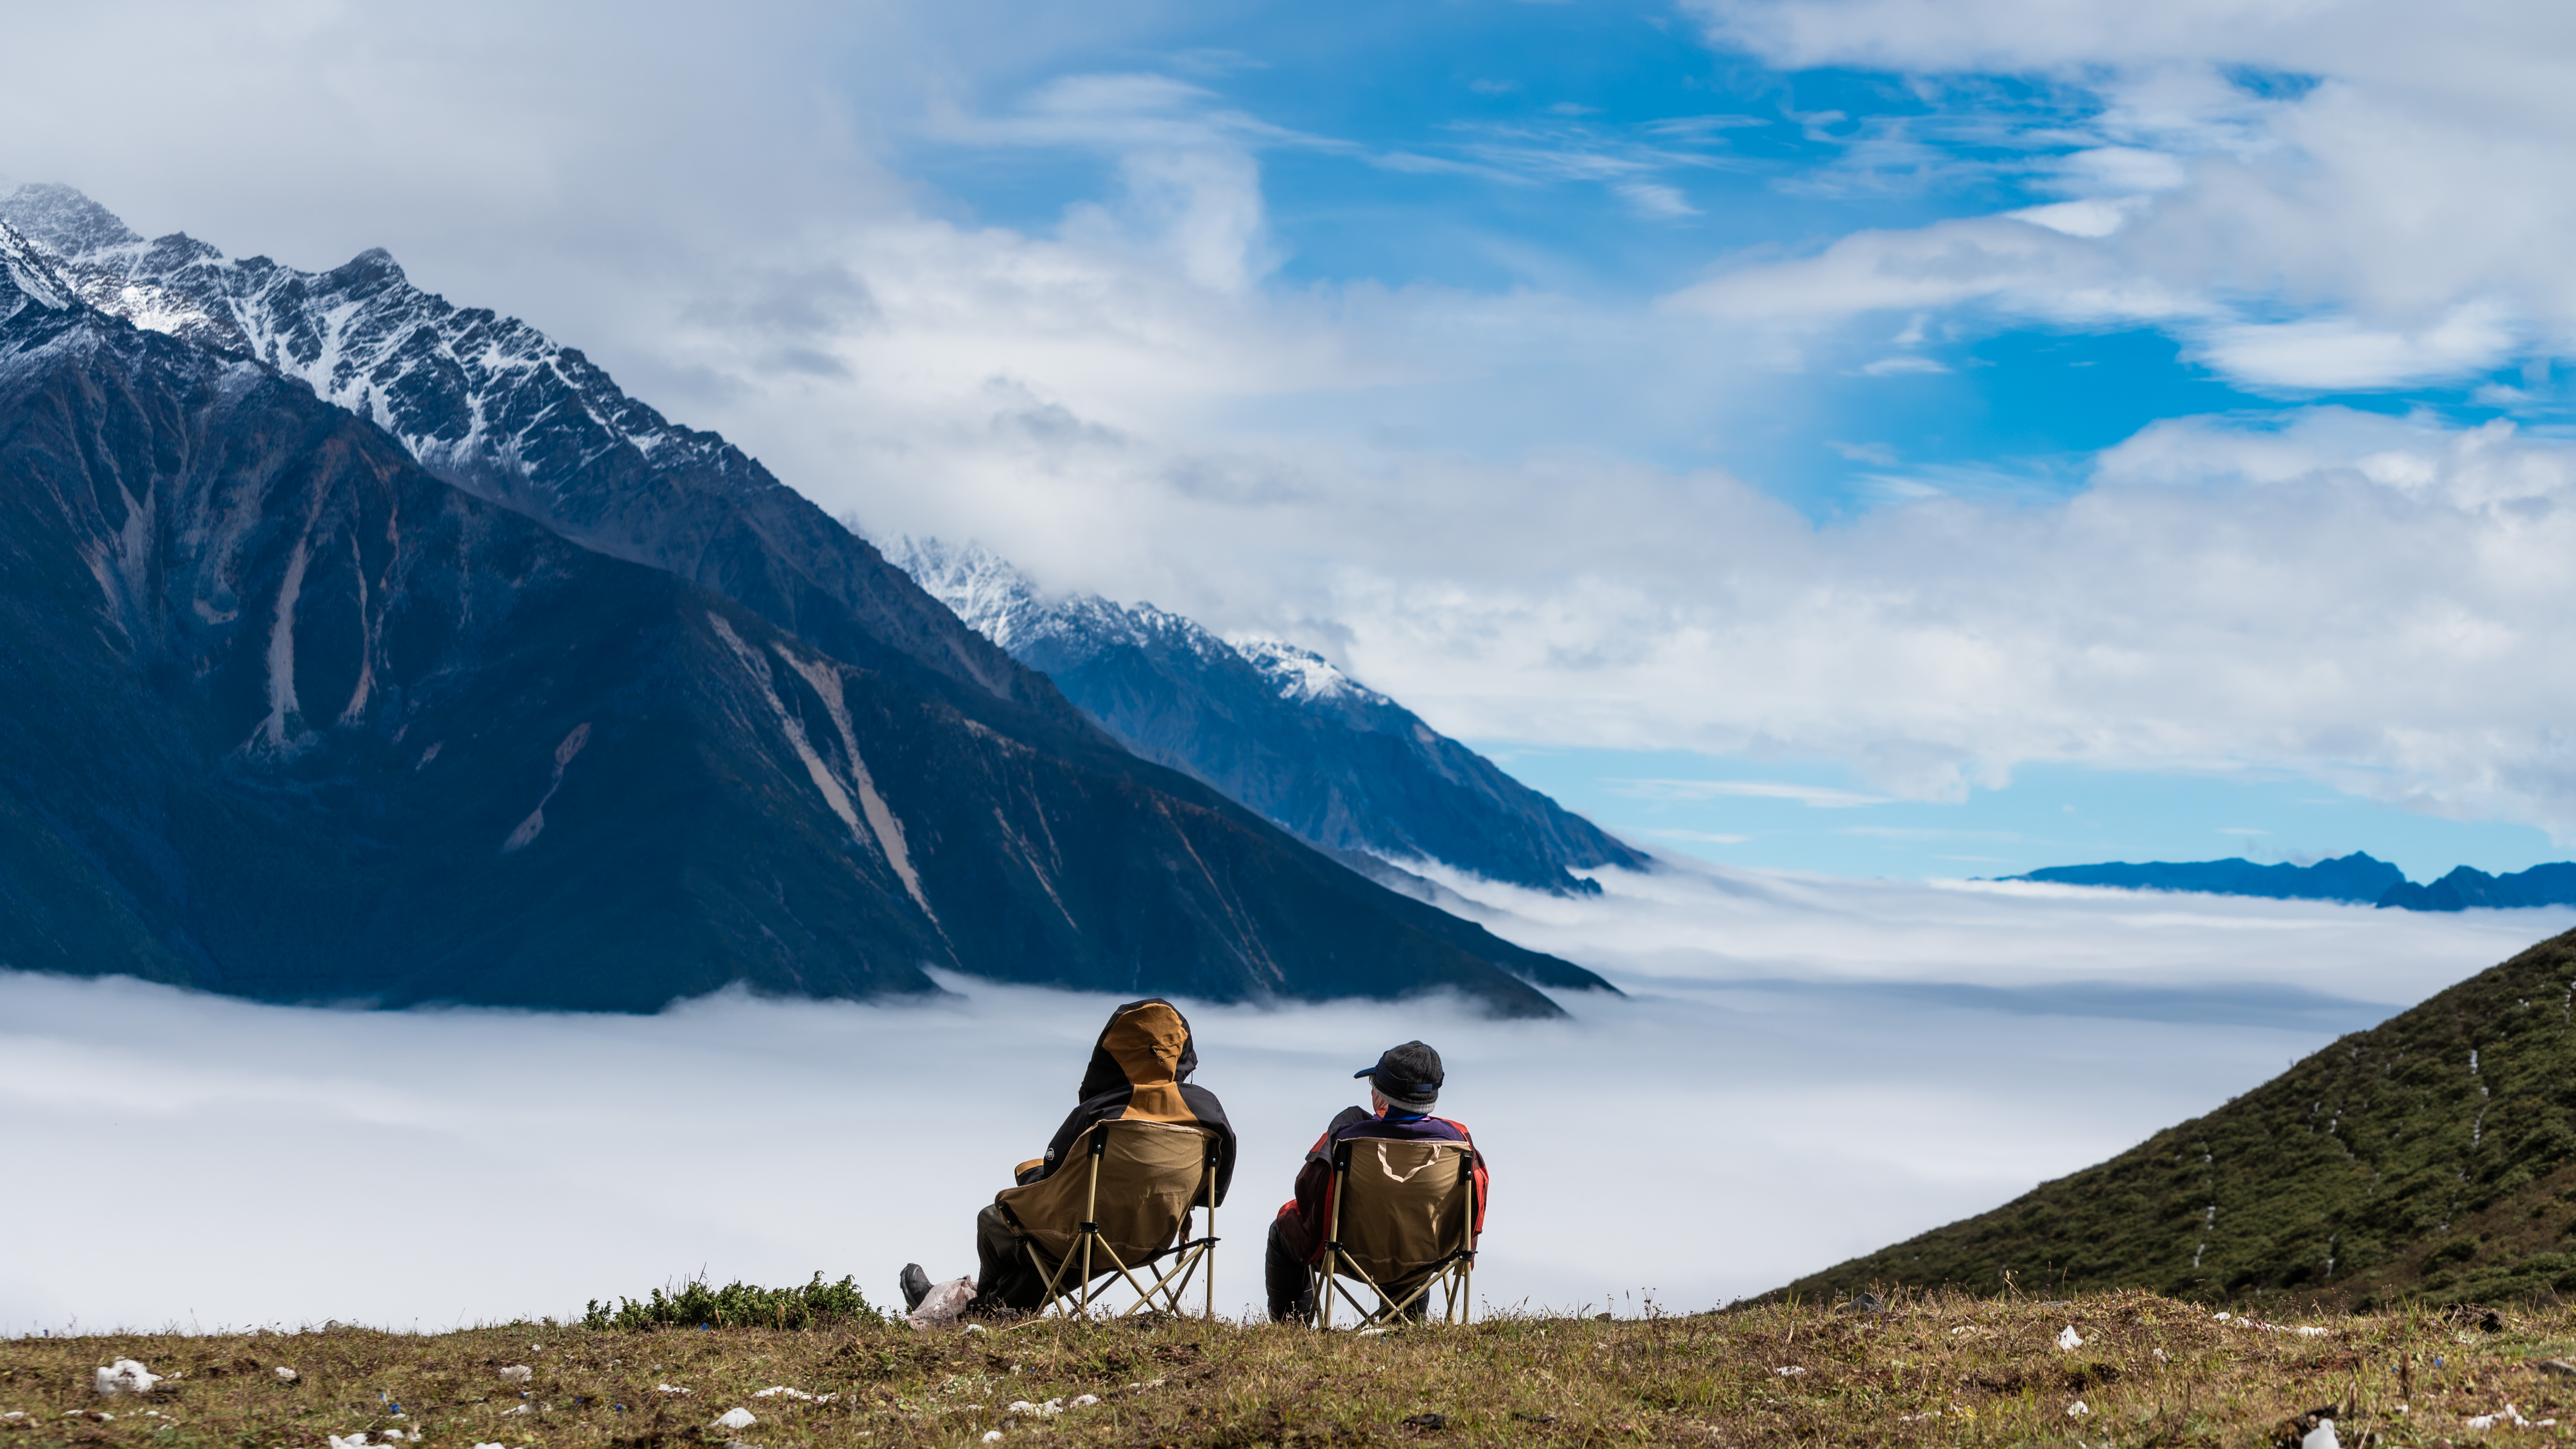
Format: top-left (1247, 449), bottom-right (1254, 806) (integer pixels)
top-left (12, 0), bottom-right (2576, 881)
top-left (851, 0), bottom-right (2576, 878)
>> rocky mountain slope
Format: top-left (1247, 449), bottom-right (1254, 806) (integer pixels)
top-left (0, 208), bottom-right (1607, 1014)
top-left (0, 182), bottom-right (1039, 715)
top-left (888, 537), bottom-right (1650, 895)
top-left (1767, 925), bottom-right (2576, 1309)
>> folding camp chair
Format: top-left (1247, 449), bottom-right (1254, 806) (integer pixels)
top-left (993, 1117), bottom-right (1222, 1318)
top-left (1311, 1136), bottom-right (1480, 1328)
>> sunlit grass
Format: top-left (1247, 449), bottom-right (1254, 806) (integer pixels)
top-left (14, 1288), bottom-right (2576, 1445)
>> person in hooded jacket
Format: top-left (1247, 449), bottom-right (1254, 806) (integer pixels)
top-left (901, 997), bottom-right (1237, 1315)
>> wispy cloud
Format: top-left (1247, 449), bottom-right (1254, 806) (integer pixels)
top-left (1609, 779), bottom-right (1895, 808)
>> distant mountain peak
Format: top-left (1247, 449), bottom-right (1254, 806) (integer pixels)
top-left (0, 182), bottom-right (143, 256)
top-left (891, 533), bottom-right (1651, 896)
top-left (1230, 637), bottom-right (1386, 708)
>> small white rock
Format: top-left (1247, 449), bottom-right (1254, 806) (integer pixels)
top-left (713, 1407), bottom-right (758, 1430)
top-left (2056, 1326), bottom-right (2084, 1351)
top-left (94, 1360), bottom-right (160, 1396)
top-left (275, 1367), bottom-right (300, 1383)
top-left (1070, 1394), bottom-right (1099, 1408)
top-left (497, 1366), bottom-right (533, 1385)
top-left (1007, 1401), bottom-right (1037, 1414)
top-left (982, 1435), bottom-right (1004, 1445)
top-left (655, 1384), bottom-right (692, 1395)
top-left (2067, 1401), bottom-right (2090, 1418)
top-left (2301, 1418), bottom-right (2341, 1449)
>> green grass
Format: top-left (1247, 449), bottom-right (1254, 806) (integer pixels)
top-left (1776, 927), bottom-right (2576, 1310)
top-left (582, 1276), bottom-right (884, 1334)
top-left (14, 1289), bottom-right (2576, 1446)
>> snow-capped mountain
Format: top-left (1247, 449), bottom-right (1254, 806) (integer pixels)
top-left (889, 537), bottom-right (1652, 894)
top-left (0, 182), bottom-right (1033, 712)
top-left (0, 196), bottom-right (1610, 1014)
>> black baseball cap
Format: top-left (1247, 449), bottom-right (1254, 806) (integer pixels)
top-left (1353, 1040), bottom-right (1443, 1108)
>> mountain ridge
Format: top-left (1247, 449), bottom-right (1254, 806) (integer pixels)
top-left (0, 196), bottom-right (1610, 1015)
top-left (889, 536), bottom-right (1650, 896)
top-left (2007, 852), bottom-right (2576, 913)
top-left (1766, 925), bottom-right (2576, 1309)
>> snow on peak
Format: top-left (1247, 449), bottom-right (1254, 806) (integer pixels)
top-left (0, 182), bottom-right (142, 258)
top-left (879, 535), bottom-right (1048, 649)
top-left (0, 219), bottom-right (75, 318)
top-left (0, 184), bottom-right (729, 498)
top-left (1232, 637), bottom-right (1385, 706)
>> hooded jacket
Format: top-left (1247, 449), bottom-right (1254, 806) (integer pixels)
top-left (1021, 998), bottom-right (1237, 1205)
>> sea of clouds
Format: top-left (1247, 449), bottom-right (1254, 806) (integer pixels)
top-left (4, 860), bottom-right (2565, 1336)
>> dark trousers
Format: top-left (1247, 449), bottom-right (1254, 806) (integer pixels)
top-left (1265, 1212), bottom-right (1315, 1322)
top-left (973, 1203), bottom-right (1048, 1309)
top-left (1267, 1210), bottom-right (1435, 1324)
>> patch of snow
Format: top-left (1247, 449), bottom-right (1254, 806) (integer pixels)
top-left (1233, 637), bottom-right (1384, 706)
top-left (2057, 1326), bottom-right (2084, 1351)
top-left (712, 1408), bottom-right (757, 1430)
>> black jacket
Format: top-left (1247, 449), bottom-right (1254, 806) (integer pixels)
top-left (1020, 997), bottom-right (1238, 1206)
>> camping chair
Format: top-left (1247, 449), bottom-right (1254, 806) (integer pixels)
top-left (993, 1117), bottom-right (1221, 1318)
top-left (1311, 1137), bottom-right (1480, 1328)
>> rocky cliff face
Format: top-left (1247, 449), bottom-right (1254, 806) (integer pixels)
top-left (890, 537), bottom-right (1651, 895)
top-left (0, 208), bottom-right (1606, 1014)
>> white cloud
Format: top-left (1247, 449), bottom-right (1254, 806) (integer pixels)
top-left (4, 865), bottom-right (2558, 1333)
top-left (1677, 1), bottom-right (2576, 384)
top-left (1664, 215), bottom-right (2205, 329)
top-left (2196, 301), bottom-right (2519, 390)
top-left (1612, 780), bottom-right (1896, 808)
top-left (1615, 182), bottom-right (1700, 218)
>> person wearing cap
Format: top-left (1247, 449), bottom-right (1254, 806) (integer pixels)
top-left (1263, 1039), bottom-right (1489, 1323)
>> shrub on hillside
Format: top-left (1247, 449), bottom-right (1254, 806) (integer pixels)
top-left (583, 1272), bottom-right (883, 1331)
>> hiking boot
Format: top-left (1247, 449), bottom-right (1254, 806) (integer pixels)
top-left (899, 1263), bottom-right (933, 1313)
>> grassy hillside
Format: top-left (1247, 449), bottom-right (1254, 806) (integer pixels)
top-left (13, 1292), bottom-right (2576, 1446)
top-left (1778, 927), bottom-right (2576, 1311)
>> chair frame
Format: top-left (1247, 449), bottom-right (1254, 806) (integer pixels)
top-left (1002, 1119), bottom-right (1222, 1319)
top-left (1312, 1136), bottom-right (1479, 1329)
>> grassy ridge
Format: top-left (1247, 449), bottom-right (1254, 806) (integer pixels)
top-left (1776, 927), bottom-right (2576, 1310)
top-left (12, 1292), bottom-right (2576, 1446)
